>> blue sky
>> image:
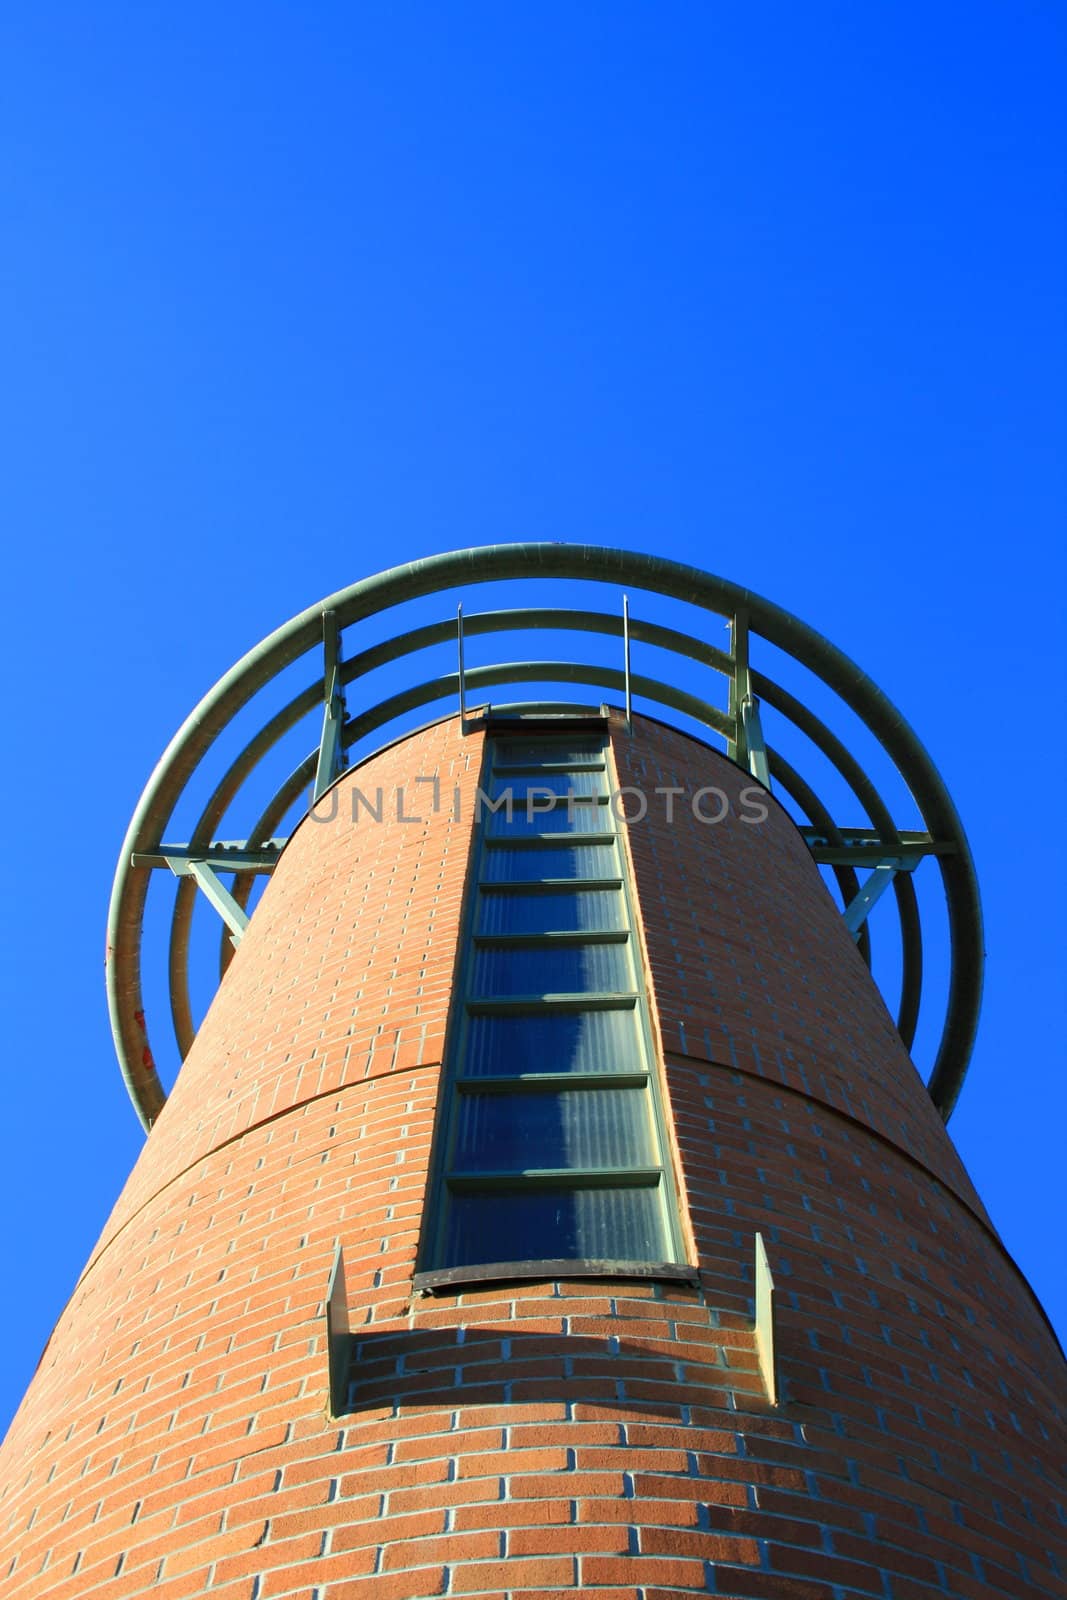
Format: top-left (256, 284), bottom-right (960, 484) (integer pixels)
top-left (0, 3), bottom-right (1063, 1435)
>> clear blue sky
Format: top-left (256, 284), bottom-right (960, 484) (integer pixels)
top-left (0, 4), bottom-right (1063, 1436)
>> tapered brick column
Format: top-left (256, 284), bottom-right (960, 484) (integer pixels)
top-left (0, 711), bottom-right (1063, 1600)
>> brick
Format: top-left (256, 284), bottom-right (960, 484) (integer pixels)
top-left (767, 1541), bottom-right (883, 1590)
top-left (640, 1526), bottom-right (760, 1563)
top-left (331, 1509), bottom-right (445, 1552)
top-left (450, 1498), bottom-right (573, 1532)
top-left (456, 1446), bottom-right (570, 1479)
top-left (386, 1480), bottom-right (504, 1516)
top-left (0, 713), bottom-right (1063, 1600)
top-left (510, 1470), bottom-right (625, 1500)
top-left (708, 1570), bottom-right (836, 1600)
top-left (381, 1530), bottom-right (500, 1569)
top-left (581, 1554), bottom-right (708, 1587)
top-left (577, 1496), bottom-right (701, 1528)
top-left (449, 1556), bottom-right (576, 1591)
top-left (325, 1568), bottom-right (448, 1600)
top-left (507, 1523), bottom-right (631, 1556)
top-left (163, 1516), bottom-right (268, 1577)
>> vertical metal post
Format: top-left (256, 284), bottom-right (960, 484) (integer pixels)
top-left (622, 594), bottom-right (633, 734)
top-left (730, 609), bottom-right (771, 790)
top-left (741, 695), bottom-right (771, 790)
top-left (457, 602), bottom-right (468, 733)
top-left (313, 611), bottom-right (346, 802)
top-left (729, 609), bottom-right (751, 765)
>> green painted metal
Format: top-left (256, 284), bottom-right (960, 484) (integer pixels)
top-left (622, 595), bottom-right (633, 732)
top-left (472, 930), bottom-right (630, 947)
top-left (178, 860), bottom-right (250, 945)
top-left (727, 610), bottom-right (748, 764)
top-left (740, 695), bottom-right (771, 788)
top-left (108, 544), bottom-right (982, 1129)
top-left (446, 1168), bottom-right (664, 1191)
top-left (457, 1073), bottom-right (650, 1091)
top-left (810, 842), bottom-right (934, 864)
top-left (312, 611), bottom-right (345, 802)
top-left (134, 843), bottom-right (284, 872)
top-left (801, 829), bottom-right (946, 860)
top-left (457, 602), bottom-right (469, 731)
top-left (843, 858), bottom-right (920, 939)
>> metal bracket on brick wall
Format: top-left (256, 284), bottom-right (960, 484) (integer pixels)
top-left (130, 841), bottom-right (286, 956)
top-left (740, 693), bottom-right (770, 789)
top-left (457, 602), bottom-right (469, 733)
top-left (160, 856), bottom-right (251, 949)
top-left (842, 853), bottom-right (922, 941)
top-left (133, 842), bottom-right (287, 873)
top-left (800, 828), bottom-right (950, 864)
top-left (754, 1232), bottom-right (778, 1405)
top-left (728, 610), bottom-right (771, 790)
top-left (727, 609), bottom-right (747, 764)
top-left (622, 594), bottom-right (633, 733)
top-left (326, 1245), bottom-right (353, 1418)
top-left (313, 610), bottom-right (347, 802)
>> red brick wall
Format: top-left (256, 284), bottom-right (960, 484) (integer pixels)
top-left (612, 716), bottom-right (1067, 1597)
top-left (611, 716), bottom-right (986, 1215)
top-left (0, 715), bottom-right (485, 1599)
top-left (0, 710), bottom-right (1063, 1600)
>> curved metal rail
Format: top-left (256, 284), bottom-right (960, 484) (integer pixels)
top-left (107, 545), bottom-right (982, 1131)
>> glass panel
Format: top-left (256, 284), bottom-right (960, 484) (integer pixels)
top-left (471, 940), bottom-right (631, 996)
top-left (452, 1087), bottom-right (654, 1170)
top-left (495, 742), bottom-right (604, 768)
top-left (482, 843), bottom-right (616, 881)
top-left (486, 800), bottom-right (607, 837)
top-left (463, 1008), bottom-right (641, 1076)
top-left (493, 738), bottom-right (605, 765)
top-left (421, 725), bottom-right (682, 1275)
top-left (478, 889), bottom-right (624, 935)
top-left (488, 771), bottom-right (605, 800)
top-left (443, 1184), bottom-right (669, 1267)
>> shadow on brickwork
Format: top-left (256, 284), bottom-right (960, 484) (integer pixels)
top-left (339, 1325), bottom-right (762, 1416)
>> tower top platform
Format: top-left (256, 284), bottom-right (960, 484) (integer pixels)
top-left (106, 543), bottom-right (982, 1130)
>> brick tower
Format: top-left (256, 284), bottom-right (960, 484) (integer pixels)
top-left (0, 546), bottom-right (1063, 1600)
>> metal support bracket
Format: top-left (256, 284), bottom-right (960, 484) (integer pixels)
top-left (313, 611), bottom-right (347, 802)
top-left (458, 602), bottom-right (469, 733)
top-left (133, 840), bottom-right (287, 873)
top-left (754, 1231), bottom-right (777, 1405)
top-left (729, 610), bottom-right (770, 788)
top-left (727, 610), bottom-right (748, 763)
top-left (163, 856), bottom-right (251, 948)
top-left (800, 829), bottom-right (949, 865)
top-left (622, 594), bottom-right (633, 734)
top-left (842, 854), bottom-right (922, 940)
top-left (740, 694), bottom-right (770, 789)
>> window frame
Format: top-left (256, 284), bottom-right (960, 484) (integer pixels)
top-left (414, 718), bottom-right (691, 1292)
